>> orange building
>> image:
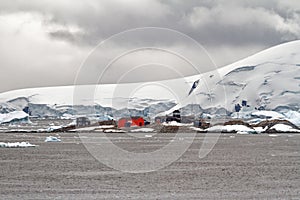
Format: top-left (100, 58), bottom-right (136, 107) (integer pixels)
top-left (118, 117), bottom-right (144, 128)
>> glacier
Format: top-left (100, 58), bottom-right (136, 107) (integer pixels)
top-left (0, 40), bottom-right (299, 124)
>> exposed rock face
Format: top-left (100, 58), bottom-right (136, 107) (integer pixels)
top-left (224, 120), bottom-right (251, 128)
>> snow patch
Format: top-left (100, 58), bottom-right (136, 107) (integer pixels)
top-left (145, 135), bottom-right (153, 138)
top-left (190, 126), bottom-right (205, 131)
top-left (71, 125), bottom-right (115, 132)
top-left (270, 124), bottom-right (300, 132)
top-left (268, 134), bottom-right (278, 137)
top-left (206, 125), bottom-right (254, 133)
top-left (0, 141), bottom-right (37, 148)
top-left (163, 121), bottom-right (193, 126)
top-left (104, 129), bottom-right (126, 133)
top-left (253, 126), bottom-right (267, 133)
top-left (45, 136), bottom-right (61, 142)
top-left (71, 127), bottom-right (97, 132)
top-left (251, 111), bottom-right (285, 119)
top-left (131, 128), bottom-right (155, 132)
top-left (46, 126), bottom-right (62, 132)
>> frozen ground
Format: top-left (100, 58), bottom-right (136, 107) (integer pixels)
top-left (0, 132), bottom-right (299, 199)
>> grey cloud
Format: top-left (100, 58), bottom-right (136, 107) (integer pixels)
top-left (184, 4), bottom-right (300, 45)
top-left (0, 0), bottom-right (300, 92)
top-left (2, 0), bottom-right (300, 46)
top-left (48, 29), bottom-right (86, 44)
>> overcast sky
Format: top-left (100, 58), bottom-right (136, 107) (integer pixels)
top-left (0, 0), bottom-right (300, 93)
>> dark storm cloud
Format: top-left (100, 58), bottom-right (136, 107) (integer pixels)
top-left (0, 0), bottom-right (300, 92)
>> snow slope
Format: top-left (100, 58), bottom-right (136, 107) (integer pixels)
top-left (167, 40), bottom-right (300, 113)
top-left (0, 111), bottom-right (28, 124)
top-left (0, 40), bottom-right (299, 118)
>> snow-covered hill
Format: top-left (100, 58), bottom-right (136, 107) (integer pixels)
top-left (0, 40), bottom-right (299, 120)
top-left (168, 40), bottom-right (300, 114)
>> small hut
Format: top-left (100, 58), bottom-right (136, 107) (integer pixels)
top-left (76, 117), bottom-right (91, 127)
top-left (166, 110), bottom-right (181, 123)
top-left (118, 116), bottom-right (144, 128)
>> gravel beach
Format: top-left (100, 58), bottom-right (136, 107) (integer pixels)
top-left (0, 133), bottom-right (299, 199)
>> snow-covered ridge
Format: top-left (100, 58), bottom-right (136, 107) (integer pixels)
top-left (218, 40), bottom-right (300, 76)
top-left (0, 40), bottom-right (299, 121)
top-left (186, 40), bottom-right (300, 112)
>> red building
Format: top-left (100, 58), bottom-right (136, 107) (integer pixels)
top-left (118, 117), bottom-right (144, 128)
